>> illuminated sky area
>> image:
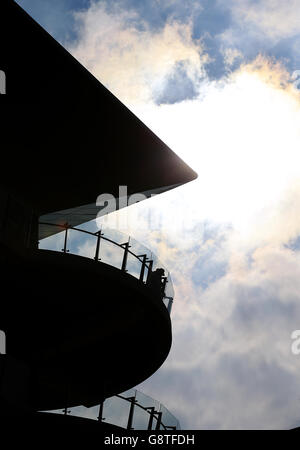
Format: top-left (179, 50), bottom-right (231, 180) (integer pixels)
top-left (19, 0), bottom-right (300, 429)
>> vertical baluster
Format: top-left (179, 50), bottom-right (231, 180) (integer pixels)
top-left (98, 401), bottom-right (105, 422)
top-left (126, 396), bottom-right (137, 430)
top-left (121, 239), bottom-right (130, 272)
top-left (155, 411), bottom-right (162, 430)
top-left (147, 407), bottom-right (156, 430)
top-left (94, 230), bottom-right (103, 262)
top-left (138, 254), bottom-right (147, 282)
top-left (62, 223), bottom-right (69, 253)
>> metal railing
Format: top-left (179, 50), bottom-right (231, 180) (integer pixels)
top-left (48, 389), bottom-right (180, 430)
top-left (38, 222), bottom-right (174, 314)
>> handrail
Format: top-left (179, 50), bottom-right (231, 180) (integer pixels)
top-left (114, 393), bottom-right (178, 430)
top-left (38, 222), bottom-right (174, 314)
top-left (57, 389), bottom-right (180, 430)
top-left (39, 222), bottom-right (148, 268)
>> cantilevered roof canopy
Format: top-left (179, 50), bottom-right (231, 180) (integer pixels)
top-left (0, 1), bottom-right (197, 236)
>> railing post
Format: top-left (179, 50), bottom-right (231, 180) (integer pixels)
top-left (121, 240), bottom-right (130, 272)
top-left (97, 401), bottom-right (105, 422)
top-left (155, 411), bottom-right (162, 430)
top-left (61, 223), bottom-right (69, 253)
top-left (94, 230), bottom-right (103, 262)
top-left (126, 396), bottom-right (137, 430)
top-left (146, 407), bottom-right (156, 430)
top-left (138, 254), bottom-right (147, 282)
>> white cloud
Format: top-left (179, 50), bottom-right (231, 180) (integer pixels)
top-left (227, 0), bottom-right (300, 43)
top-left (222, 47), bottom-right (244, 68)
top-left (68, 1), bottom-right (207, 105)
top-left (216, 0), bottom-right (300, 64)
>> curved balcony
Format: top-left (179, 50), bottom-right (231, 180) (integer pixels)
top-left (45, 388), bottom-right (180, 430)
top-left (38, 222), bottom-right (174, 314)
top-left (1, 222), bottom-right (174, 412)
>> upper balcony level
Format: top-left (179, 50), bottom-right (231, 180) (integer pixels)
top-left (39, 222), bottom-right (174, 315)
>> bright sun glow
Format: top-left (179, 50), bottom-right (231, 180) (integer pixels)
top-left (134, 68), bottom-right (300, 232)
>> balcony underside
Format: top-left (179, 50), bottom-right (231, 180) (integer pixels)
top-left (0, 247), bottom-right (172, 411)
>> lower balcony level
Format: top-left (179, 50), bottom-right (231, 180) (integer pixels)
top-left (44, 388), bottom-right (180, 431)
top-left (0, 223), bottom-right (174, 412)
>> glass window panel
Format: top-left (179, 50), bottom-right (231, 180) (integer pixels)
top-left (68, 229), bottom-right (96, 258)
top-left (98, 238), bottom-right (124, 269)
top-left (159, 404), bottom-right (180, 430)
top-left (126, 252), bottom-right (141, 279)
top-left (103, 396), bottom-right (132, 429)
top-left (38, 228), bottom-right (65, 252)
top-left (132, 403), bottom-right (149, 430)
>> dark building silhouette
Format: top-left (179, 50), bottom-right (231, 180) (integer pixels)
top-left (0, 0), bottom-right (197, 436)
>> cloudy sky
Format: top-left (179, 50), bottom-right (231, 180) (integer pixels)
top-left (18, 0), bottom-right (300, 429)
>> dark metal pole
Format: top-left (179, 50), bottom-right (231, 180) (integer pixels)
top-left (121, 240), bottom-right (130, 272)
top-left (147, 407), bottom-right (155, 430)
top-left (97, 402), bottom-right (105, 422)
top-left (94, 230), bottom-right (103, 262)
top-left (126, 396), bottom-right (136, 430)
top-left (139, 254), bottom-right (147, 282)
top-left (62, 223), bottom-right (69, 253)
top-left (155, 411), bottom-right (162, 430)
